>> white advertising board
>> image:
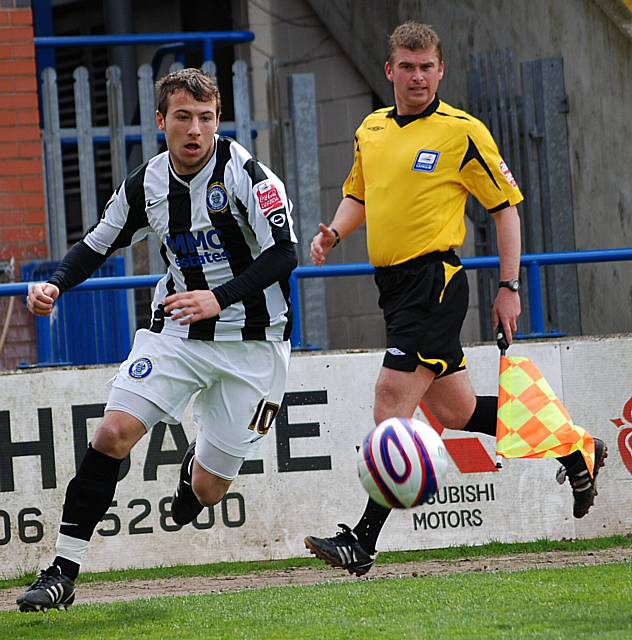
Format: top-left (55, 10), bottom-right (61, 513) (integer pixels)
top-left (0, 336), bottom-right (630, 577)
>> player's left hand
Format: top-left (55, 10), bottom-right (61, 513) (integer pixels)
top-left (163, 290), bottom-right (221, 325)
top-left (492, 288), bottom-right (521, 344)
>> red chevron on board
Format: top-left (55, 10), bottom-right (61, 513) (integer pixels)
top-left (419, 401), bottom-right (498, 474)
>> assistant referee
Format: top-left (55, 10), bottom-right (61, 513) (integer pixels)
top-left (305, 21), bottom-right (604, 577)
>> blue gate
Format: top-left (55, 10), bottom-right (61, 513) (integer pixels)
top-left (21, 256), bottom-right (131, 366)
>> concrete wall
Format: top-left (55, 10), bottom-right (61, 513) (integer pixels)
top-left (2, 334), bottom-right (631, 576)
top-left (306, 0), bottom-right (632, 338)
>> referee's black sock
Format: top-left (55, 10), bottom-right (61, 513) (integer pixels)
top-left (54, 444), bottom-right (122, 579)
top-left (557, 450), bottom-right (584, 471)
top-left (353, 498), bottom-right (391, 555)
top-left (463, 395), bottom-right (498, 437)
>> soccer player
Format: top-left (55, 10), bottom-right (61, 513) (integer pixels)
top-left (304, 22), bottom-right (606, 577)
top-left (18, 68), bottom-right (297, 611)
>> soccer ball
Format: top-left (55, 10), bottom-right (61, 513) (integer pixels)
top-left (356, 417), bottom-right (448, 509)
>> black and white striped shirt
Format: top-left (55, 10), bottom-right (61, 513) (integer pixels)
top-left (80, 136), bottom-right (298, 342)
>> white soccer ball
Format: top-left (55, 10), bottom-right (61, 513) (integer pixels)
top-left (356, 417), bottom-right (448, 509)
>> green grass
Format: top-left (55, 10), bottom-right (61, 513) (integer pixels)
top-left (2, 563), bottom-right (631, 640)
top-left (2, 533), bottom-right (630, 590)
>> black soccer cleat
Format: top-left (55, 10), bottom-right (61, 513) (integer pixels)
top-left (304, 523), bottom-right (376, 576)
top-left (171, 440), bottom-right (204, 526)
top-left (16, 565), bottom-right (75, 612)
top-left (556, 438), bottom-right (608, 519)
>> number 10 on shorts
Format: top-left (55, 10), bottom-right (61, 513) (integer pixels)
top-left (248, 400), bottom-right (280, 435)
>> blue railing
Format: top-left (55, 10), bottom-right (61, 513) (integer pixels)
top-left (1, 248), bottom-right (631, 360)
top-left (34, 31), bottom-right (255, 67)
top-left (288, 248), bottom-right (632, 348)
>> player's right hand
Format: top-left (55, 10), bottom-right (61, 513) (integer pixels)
top-left (27, 283), bottom-right (60, 316)
top-left (310, 223), bottom-right (337, 266)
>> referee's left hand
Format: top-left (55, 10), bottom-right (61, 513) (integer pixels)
top-left (492, 288), bottom-right (521, 344)
top-left (163, 290), bottom-right (221, 325)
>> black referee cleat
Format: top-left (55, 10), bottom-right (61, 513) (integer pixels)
top-left (17, 565), bottom-right (75, 612)
top-left (556, 438), bottom-right (608, 519)
top-left (304, 524), bottom-right (376, 576)
top-left (171, 440), bottom-right (204, 526)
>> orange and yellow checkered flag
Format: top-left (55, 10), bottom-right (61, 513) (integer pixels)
top-left (496, 355), bottom-right (595, 476)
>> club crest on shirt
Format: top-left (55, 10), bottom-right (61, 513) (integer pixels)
top-left (412, 149), bottom-right (440, 173)
top-left (129, 357), bottom-right (153, 379)
top-left (499, 160), bottom-right (517, 187)
top-left (256, 181), bottom-right (284, 217)
top-left (206, 182), bottom-right (229, 213)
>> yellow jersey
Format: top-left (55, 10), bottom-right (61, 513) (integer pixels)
top-left (342, 96), bottom-right (524, 267)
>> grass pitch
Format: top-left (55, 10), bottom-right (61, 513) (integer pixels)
top-left (2, 536), bottom-right (631, 640)
top-left (2, 564), bottom-right (631, 640)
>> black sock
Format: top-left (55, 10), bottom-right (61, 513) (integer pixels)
top-left (59, 444), bottom-right (122, 543)
top-left (463, 396), bottom-right (498, 437)
top-left (557, 450), bottom-right (584, 472)
top-left (53, 556), bottom-right (80, 581)
top-left (353, 498), bottom-right (391, 554)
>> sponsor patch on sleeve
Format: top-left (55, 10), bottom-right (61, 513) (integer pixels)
top-left (499, 160), bottom-right (517, 188)
top-left (256, 182), bottom-right (285, 217)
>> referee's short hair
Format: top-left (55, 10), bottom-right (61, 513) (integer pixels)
top-left (155, 67), bottom-right (221, 116)
top-left (387, 21), bottom-right (443, 64)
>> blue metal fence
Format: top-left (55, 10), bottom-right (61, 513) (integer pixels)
top-left (34, 31), bottom-right (255, 68)
top-left (19, 257), bottom-right (131, 366)
top-left (1, 248), bottom-right (631, 364)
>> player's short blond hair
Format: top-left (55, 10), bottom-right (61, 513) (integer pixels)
top-left (387, 21), bottom-right (443, 64)
top-left (155, 67), bottom-right (221, 116)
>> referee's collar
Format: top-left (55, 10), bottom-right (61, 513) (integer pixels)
top-left (387, 94), bottom-right (440, 127)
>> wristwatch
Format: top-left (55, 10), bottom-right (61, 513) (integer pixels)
top-left (499, 279), bottom-right (521, 292)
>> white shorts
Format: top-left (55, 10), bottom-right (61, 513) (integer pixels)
top-left (109, 328), bottom-right (290, 471)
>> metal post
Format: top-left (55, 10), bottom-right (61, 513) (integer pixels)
top-left (201, 60), bottom-right (217, 78)
top-left (138, 63), bottom-right (164, 276)
top-left (203, 38), bottom-right (214, 64)
top-left (138, 64), bottom-right (158, 162)
top-left (535, 58), bottom-right (580, 335)
top-left (106, 65), bottom-right (128, 186)
top-left (41, 68), bottom-right (66, 260)
top-left (232, 60), bottom-right (252, 153)
top-left (73, 67), bottom-right (98, 233)
top-left (521, 58), bottom-right (580, 336)
top-left (106, 65), bottom-right (135, 333)
top-left (287, 73), bottom-right (328, 349)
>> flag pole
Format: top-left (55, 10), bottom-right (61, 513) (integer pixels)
top-left (495, 323), bottom-right (509, 469)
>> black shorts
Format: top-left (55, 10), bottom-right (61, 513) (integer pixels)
top-left (374, 249), bottom-right (469, 378)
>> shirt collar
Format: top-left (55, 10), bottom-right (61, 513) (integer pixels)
top-left (387, 94), bottom-right (440, 127)
top-left (168, 134), bottom-right (218, 186)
